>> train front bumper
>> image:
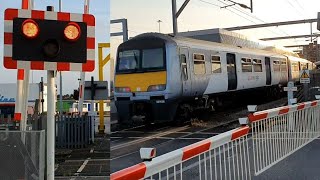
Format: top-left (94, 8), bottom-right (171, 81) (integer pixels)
top-left (115, 98), bottom-right (178, 124)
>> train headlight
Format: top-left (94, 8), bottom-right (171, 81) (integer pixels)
top-left (115, 87), bottom-right (131, 93)
top-left (147, 84), bottom-right (166, 92)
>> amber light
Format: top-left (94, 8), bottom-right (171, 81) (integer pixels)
top-left (22, 19), bottom-right (39, 39)
top-left (64, 22), bottom-right (81, 41)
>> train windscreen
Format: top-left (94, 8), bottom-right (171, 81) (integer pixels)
top-left (116, 36), bottom-right (166, 74)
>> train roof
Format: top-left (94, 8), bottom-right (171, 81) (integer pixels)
top-left (177, 28), bottom-right (299, 57)
top-left (130, 33), bottom-right (313, 64)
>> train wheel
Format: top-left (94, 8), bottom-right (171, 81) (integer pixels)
top-left (174, 104), bottom-right (191, 126)
top-left (273, 87), bottom-right (281, 99)
top-left (143, 113), bottom-right (154, 128)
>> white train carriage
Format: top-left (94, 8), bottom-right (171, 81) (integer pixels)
top-left (114, 33), bottom-right (314, 124)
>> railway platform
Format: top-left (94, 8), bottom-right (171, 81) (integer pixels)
top-left (111, 99), bottom-right (320, 180)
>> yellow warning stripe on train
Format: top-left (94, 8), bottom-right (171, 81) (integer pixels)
top-left (115, 71), bottom-right (167, 92)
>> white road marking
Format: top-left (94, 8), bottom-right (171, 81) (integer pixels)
top-left (76, 159), bottom-right (89, 173)
top-left (54, 164), bottom-right (59, 172)
top-left (73, 148), bottom-right (95, 175)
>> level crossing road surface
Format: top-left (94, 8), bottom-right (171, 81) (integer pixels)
top-left (55, 117), bottom-right (110, 179)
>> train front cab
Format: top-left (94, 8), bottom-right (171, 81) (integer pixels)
top-left (114, 35), bottom-right (178, 125)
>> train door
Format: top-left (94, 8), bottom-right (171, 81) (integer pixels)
top-left (265, 57), bottom-right (271, 85)
top-left (180, 47), bottom-right (192, 96)
top-left (226, 53), bottom-right (237, 90)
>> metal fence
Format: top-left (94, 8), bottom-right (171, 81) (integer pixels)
top-left (55, 115), bottom-right (93, 149)
top-left (248, 100), bottom-right (320, 176)
top-left (111, 126), bottom-right (250, 180)
top-left (0, 130), bottom-right (45, 180)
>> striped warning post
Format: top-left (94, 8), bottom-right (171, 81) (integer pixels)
top-left (111, 126), bottom-right (250, 180)
top-left (14, 69), bottom-right (24, 127)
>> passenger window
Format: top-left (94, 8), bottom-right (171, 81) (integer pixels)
top-left (273, 60), bottom-right (280, 72)
top-left (180, 54), bottom-right (188, 80)
top-left (193, 54), bottom-right (205, 75)
top-left (241, 58), bottom-right (252, 72)
top-left (211, 56), bottom-right (221, 73)
top-left (291, 63), bottom-right (299, 71)
top-left (281, 60), bottom-right (287, 71)
top-left (301, 63), bottom-right (307, 70)
top-left (253, 59), bottom-right (262, 72)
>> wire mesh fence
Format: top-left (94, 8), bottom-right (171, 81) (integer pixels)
top-left (0, 130), bottom-right (45, 180)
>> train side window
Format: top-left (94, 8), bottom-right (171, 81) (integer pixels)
top-left (193, 53), bottom-right (206, 75)
top-left (281, 60), bottom-right (287, 71)
top-left (301, 63), bottom-right (307, 70)
top-left (253, 59), bottom-right (262, 72)
top-left (180, 54), bottom-right (188, 80)
top-left (291, 63), bottom-right (299, 71)
top-left (273, 60), bottom-right (280, 71)
top-left (211, 56), bottom-right (221, 73)
top-left (241, 58), bottom-right (252, 72)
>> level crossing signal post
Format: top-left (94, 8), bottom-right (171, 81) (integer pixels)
top-left (3, 4), bottom-right (96, 179)
top-left (84, 76), bottom-right (108, 136)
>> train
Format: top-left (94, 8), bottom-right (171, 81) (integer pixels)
top-left (114, 32), bottom-right (315, 125)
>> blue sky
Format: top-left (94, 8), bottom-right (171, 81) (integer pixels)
top-left (0, 0), bottom-right (110, 94)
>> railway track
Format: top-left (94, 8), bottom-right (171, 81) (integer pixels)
top-left (110, 98), bottom-right (287, 173)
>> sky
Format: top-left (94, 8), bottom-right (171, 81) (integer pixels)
top-left (110, 0), bottom-right (320, 58)
top-left (0, 0), bottom-right (110, 94)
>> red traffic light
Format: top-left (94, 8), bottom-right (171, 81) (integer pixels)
top-left (21, 19), bottom-right (39, 39)
top-left (64, 22), bottom-right (81, 41)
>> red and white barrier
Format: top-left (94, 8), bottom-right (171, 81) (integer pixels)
top-left (111, 126), bottom-right (250, 180)
top-left (248, 100), bottom-right (320, 176)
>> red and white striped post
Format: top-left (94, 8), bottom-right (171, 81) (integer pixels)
top-left (14, 0), bottom-right (33, 131)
